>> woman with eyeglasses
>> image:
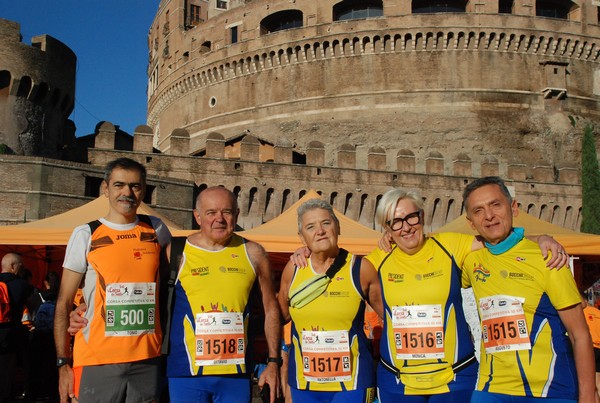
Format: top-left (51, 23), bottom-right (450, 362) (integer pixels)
top-left (366, 188), bottom-right (568, 403)
top-left (278, 198), bottom-right (383, 403)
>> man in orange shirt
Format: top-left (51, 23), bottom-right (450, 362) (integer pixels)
top-left (54, 158), bottom-right (171, 402)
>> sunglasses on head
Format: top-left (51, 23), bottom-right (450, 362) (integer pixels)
top-left (386, 210), bottom-right (423, 231)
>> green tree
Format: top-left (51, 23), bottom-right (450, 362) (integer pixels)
top-left (581, 124), bottom-right (600, 234)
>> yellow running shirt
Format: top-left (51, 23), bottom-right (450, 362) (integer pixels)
top-left (167, 234), bottom-right (257, 376)
top-left (288, 253), bottom-right (375, 391)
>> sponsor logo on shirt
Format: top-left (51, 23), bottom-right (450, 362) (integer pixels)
top-left (116, 233), bottom-right (137, 240)
top-left (421, 270), bottom-right (443, 280)
top-left (191, 267), bottom-right (210, 276)
top-left (219, 266), bottom-right (247, 274)
top-left (387, 273), bottom-right (404, 283)
top-left (327, 291), bottom-right (350, 298)
top-left (508, 272), bottom-right (534, 281)
top-left (132, 248), bottom-right (155, 259)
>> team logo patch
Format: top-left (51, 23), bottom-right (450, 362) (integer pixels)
top-left (473, 263), bottom-right (490, 282)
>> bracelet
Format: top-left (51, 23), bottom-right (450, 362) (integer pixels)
top-left (56, 357), bottom-right (72, 368)
top-left (267, 357), bottom-right (283, 367)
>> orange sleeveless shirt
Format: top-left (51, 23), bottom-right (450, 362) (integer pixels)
top-left (73, 219), bottom-right (162, 366)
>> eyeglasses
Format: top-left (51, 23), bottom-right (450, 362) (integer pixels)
top-left (386, 210), bottom-right (423, 231)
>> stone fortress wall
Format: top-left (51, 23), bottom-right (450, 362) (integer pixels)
top-left (0, 19), bottom-right (76, 158)
top-left (87, 122), bottom-right (583, 233)
top-left (0, 118), bottom-right (582, 232)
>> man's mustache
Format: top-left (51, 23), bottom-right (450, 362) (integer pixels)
top-left (118, 197), bottom-right (137, 203)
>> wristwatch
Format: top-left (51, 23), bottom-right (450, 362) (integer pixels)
top-left (267, 357), bottom-right (283, 367)
top-left (56, 357), bottom-right (72, 368)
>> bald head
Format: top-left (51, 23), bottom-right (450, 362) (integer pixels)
top-left (1, 253), bottom-right (23, 274)
top-left (195, 186), bottom-right (238, 212)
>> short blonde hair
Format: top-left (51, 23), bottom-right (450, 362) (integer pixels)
top-left (375, 188), bottom-right (424, 228)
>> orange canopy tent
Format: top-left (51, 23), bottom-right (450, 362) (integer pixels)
top-left (0, 196), bottom-right (181, 246)
top-left (434, 210), bottom-right (600, 256)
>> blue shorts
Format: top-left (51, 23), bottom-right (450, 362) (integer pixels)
top-left (168, 375), bottom-right (251, 403)
top-left (290, 387), bottom-right (376, 403)
top-left (378, 387), bottom-right (473, 403)
top-left (471, 391), bottom-right (577, 403)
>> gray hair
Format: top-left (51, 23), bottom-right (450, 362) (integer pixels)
top-left (297, 198), bottom-right (340, 233)
top-left (104, 157), bottom-right (147, 184)
top-left (375, 188), bottom-right (424, 228)
top-left (462, 176), bottom-right (512, 211)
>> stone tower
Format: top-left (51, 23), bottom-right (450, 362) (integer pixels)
top-left (147, 0), bottom-right (600, 169)
top-left (0, 18), bottom-right (76, 157)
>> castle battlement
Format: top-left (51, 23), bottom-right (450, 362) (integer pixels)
top-left (0, 18), bottom-right (76, 157)
top-left (86, 122), bottom-right (583, 232)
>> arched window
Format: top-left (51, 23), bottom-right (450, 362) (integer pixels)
top-left (17, 76), bottom-right (32, 98)
top-left (281, 189), bottom-right (291, 212)
top-left (32, 82), bottom-right (49, 104)
top-left (333, 0), bottom-right (383, 21)
top-left (260, 10), bottom-right (303, 35)
top-left (412, 0), bottom-right (467, 13)
top-left (264, 188), bottom-right (274, 214)
top-left (0, 70), bottom-right (11, 98)
top-left (200, 41), bottom-right (211, 54)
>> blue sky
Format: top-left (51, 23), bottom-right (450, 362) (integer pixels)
top-left (2, 1), bottom-right (161, 136)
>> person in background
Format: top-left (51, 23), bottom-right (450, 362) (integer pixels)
top-left (29, 271), bottom-right (61, 402)
top-left (0, 253), bottom-right (33, 402)
top-left (582, 293), bottom-right (600, 399)
top-left (281, 321), bottom-right (292, 403)
top-left (363, 303), bottom-right (383, 360)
